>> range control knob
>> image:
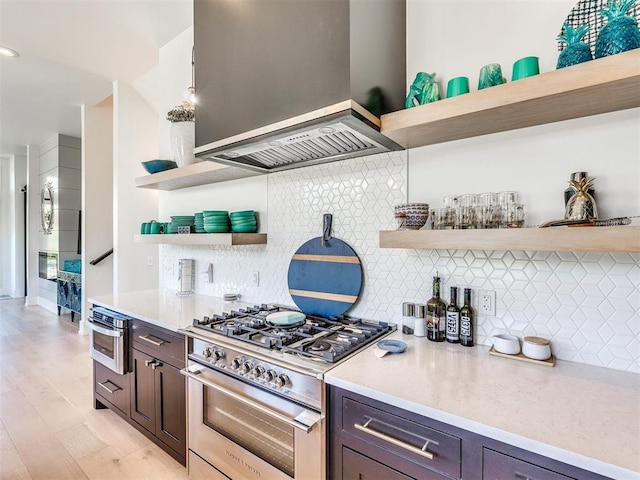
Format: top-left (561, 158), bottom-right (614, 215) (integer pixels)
top-left (212, 349), bottom-right (224, 361)
top-left (264, 369), bottom-right (277, 382)
top-left (231, 357), bottom-right (243, 370)
top-left (241, 361), bottom-right (254, 374)
top-left (203, 347), bottom-right (212, 358)
top-left (275, 374), bottom-right (290, 388)
top-left (252, 365), bottom-right (265, 378)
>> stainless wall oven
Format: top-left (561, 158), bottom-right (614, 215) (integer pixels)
top-left (88, 306), bottom-right (131, 375)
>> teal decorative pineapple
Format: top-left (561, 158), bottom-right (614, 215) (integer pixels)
top-left (595, 0), bottom-right (640, 58)
top-left (557, 22), bottom-right (593, 68)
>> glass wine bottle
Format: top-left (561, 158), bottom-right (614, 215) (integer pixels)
top-left (446, 286), bottom-right (460, 343)
top-left (426, 275), bottom-right (446, 342)
top-left (460, 288), bottom-right (475, 347)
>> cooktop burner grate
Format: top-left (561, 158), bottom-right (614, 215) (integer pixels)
top-left (191, 304), bottom-right (392, 363)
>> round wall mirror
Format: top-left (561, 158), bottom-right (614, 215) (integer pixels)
top-left (41, 182), bottom-right (54, 235)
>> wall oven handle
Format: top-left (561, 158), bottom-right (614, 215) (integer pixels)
top-left (354, 419), bottom-right (435, 460)
top-left (181, 368), bottom-right (322, 433)
top-left (87, 319), bottom-right (123, 338)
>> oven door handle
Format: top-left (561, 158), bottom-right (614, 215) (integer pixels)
top-left (87, 319), bottom-right (123, 338)
top-left (181, 368), bottom-right (322, 433)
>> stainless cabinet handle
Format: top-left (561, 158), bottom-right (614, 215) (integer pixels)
top-left (354, 419), bottom-right (434, 460)
top-left (515, 474), bottom-right (535, 480)
top-left (138, 334), bottom-right (166, 346)
top-left (97, 381), bottom-right (121, 394)
top-left (145, 359), bottom-right (161, 370)
top-left (181, 368), bottom-right (322, 433)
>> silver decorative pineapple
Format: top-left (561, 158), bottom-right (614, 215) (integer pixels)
top-left (565, 177), bottom-right (599, 220)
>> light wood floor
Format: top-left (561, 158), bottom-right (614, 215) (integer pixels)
top-left (0, 299), bottom-right (188, 480)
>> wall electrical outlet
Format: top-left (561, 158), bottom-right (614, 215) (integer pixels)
top-left (252, 271), bottom-right (260, 287)
top-left (479, 290), bottom-right (496, 316)
top-left (147, 256), bottom-right (154, 266)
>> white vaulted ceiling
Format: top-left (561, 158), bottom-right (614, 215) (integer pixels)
top-left (0, 0), bottom-right (192, 157)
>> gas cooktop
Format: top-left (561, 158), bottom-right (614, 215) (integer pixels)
top-left (189, 304), bottom-right (393, 364)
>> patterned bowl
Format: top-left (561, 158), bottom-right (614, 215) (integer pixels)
top-left (405, 213), bottom-right (430, 229)
top-left (395, 203), bottom-right (430, 215)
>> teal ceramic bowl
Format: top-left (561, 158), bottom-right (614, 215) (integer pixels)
top-left (204, 225), bottom-right (231, 233)
top-left (231, 220), bottom-right (257, 227)
top-left (141, 160), bottom-right (178, 174)
top-left (232, 225), bottom-right (258, 233)
top-left (203, 210), bottom-right (229, 216)
top-left (230, 210), bottom-right (255, 217)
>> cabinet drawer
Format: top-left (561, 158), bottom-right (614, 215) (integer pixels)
top-left (342, 397), bottom-right (461, 479)
top-left (483, 449), bottom-right (575, 480)
top-left (131, 320), bottom-right (185, 368)
top-left (94, 361), bottom-right (130, 415)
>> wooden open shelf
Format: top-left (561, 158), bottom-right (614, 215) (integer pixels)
top-left (379, 226), bottom-right (640, 252)
top-left (381, 50), bottom-right (640, 149)
top-left (134, 233), bottom-right (267, 246)
top-left (134, 161), bottom-right (262, 191)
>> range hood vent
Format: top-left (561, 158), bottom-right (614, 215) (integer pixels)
top-left (194, 0), bottom-right (406, 172)
top-left (199, 109), bottom-right (400, 173)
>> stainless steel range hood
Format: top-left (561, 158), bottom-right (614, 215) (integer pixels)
top-left (193, 0), bottom-right (406, 173)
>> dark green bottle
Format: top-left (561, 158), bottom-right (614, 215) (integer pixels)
top-left (460, 288), bottom-right (475, 347)
top-left (426, 275), bottom-right (446, 342)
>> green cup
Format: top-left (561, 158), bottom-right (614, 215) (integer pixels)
top-left (478, 63), bottom-right (506, 90)
top-left (140, 222), bottom-right (147, 234)
top-left (149, 221), bottom-right (162, 234)
top-left (446, 77), bottom-right (470, 98)
top-left (512, 56), bottom-right (539, 81)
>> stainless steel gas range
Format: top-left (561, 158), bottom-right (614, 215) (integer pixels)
top-left (180, 304), bottom-right (394, 480)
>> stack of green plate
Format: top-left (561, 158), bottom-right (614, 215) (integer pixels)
top-left (194, 213), bottom-right (205, 233)
top-left (230, 210), bottom-right (257, 233)
top-left (203, 210), bottom-right (230, 233)
top-left (170, 216), bottom-right (195, 233)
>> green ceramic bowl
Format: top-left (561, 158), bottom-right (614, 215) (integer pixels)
top-left (232, 225), bottom-right (258, 233)
top-left (204, 225), bottom-right (231, 233)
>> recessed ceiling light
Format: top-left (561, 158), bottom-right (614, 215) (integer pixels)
top-left (0, 46), bottom-right (20, 58)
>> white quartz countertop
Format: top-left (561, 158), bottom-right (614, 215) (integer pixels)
top-left (88, 289), bottom-right (254, 332)
top-left (88, 290), bottom-right (639, 478)
top-left (325, 331), bottom-right (640, 479)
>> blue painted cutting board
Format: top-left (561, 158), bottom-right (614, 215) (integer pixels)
top-left (287, 236), bottom-right (363, 318)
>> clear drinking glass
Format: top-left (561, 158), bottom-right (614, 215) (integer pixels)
top-left (498, 191), bottom-right (518, 228)
top-left (479, 192), bottom-right (498, 229)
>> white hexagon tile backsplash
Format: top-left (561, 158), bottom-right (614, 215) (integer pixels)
top-left (161, 151), bottom-right (640, 373)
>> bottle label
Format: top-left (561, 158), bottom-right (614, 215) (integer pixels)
top-left (461, 315), bottom-right (471, 337)
top-left (427, 313), bottom-right (438, 333)
top-left (438, 313), bottom-right (446, 332)
top-left (446, 312), bottom-right (459, 340)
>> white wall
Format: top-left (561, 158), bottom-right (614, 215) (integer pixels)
top-left (112, 81), bottom-right (159, 293)
top-left (11, 154), bottom-right (27, 298)
top-left (26, 145), bottom-right (39, 306)
top-left (405, 0), bottom-right (640, 224)
top-left (0, 156), bottom-right (10, 296)
top-left (82, 96), bottom-right (115, 332)
top-left (151, 1), bottom-right (639, 373)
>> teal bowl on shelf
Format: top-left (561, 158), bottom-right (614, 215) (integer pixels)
top-left (230, 210), bottom-right (255, 217)
top-left (141, 159), bottom-right (178, 174)
top-left (204, 225), bottom-right (231, 233)
top-left (232, 225), bottom-right (258, 233)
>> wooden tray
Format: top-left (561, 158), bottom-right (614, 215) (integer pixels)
top-left (489, 346), bottom-right (555, 367)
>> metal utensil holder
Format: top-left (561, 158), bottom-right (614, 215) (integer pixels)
top-left (177, 259), bottom-right (195, 296)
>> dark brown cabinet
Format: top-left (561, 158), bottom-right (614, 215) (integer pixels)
top-left (130, 320), bottom-right (186, 465)
top-left (93, 361), bottom-right (130, 416)
top-left (93, 311), bottom-right (186, 467)
top-left (329, 386), bottom-right (612, 480)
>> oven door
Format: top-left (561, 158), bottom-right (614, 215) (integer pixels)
top-left (87, 318), bottom-right (126, 375)
top-left (182, 361), bottom-right (324, 480)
